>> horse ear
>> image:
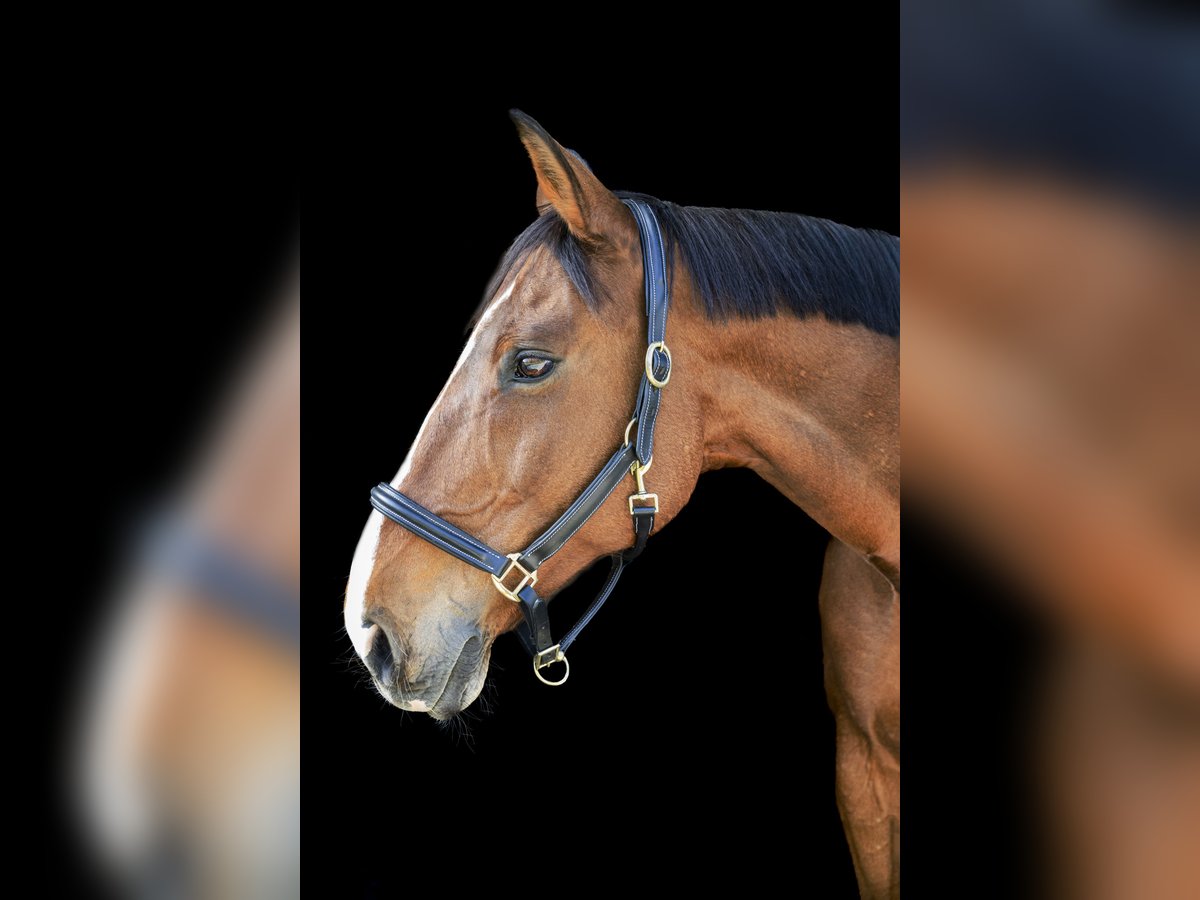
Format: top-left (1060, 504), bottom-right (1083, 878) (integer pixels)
top-left (534, 148), bottom-right (591, 216)
top-left (510, 109), bottom-right (630, 243)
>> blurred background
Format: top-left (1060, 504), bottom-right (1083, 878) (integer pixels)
top-left (22, 72), bottom-right (298, 897)
top-left (902, 3), bottom-right (1199, 897)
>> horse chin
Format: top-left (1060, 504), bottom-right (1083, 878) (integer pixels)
top-left (428, 654), bottom-right (489, 721)
top-left (385, 637), bottom-right (490, 721)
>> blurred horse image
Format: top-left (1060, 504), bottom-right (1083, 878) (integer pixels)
top-left (75, 280), bottom-right (299, 899)
top-left (903, 6), bottom-right (1199, 897)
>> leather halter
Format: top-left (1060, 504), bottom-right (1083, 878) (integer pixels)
top-left (369, 198), bottom-right (672, 685)
top-left (142, 513), bottom-right (301, 650)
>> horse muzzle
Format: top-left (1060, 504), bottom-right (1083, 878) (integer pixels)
top-left (362, 620), bottom-right (487, 719)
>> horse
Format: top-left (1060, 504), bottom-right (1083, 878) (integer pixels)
top-left (344, 111), bottom-right (899, 898)
top-left (904, 8), bottom-right (1200, 894)
top-left (78, 288), bottom-right (299, 899)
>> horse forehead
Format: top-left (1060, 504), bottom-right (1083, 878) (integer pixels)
top-left (482, 272), bottom-right (579, 343)
top-left (512, 247), bottom-right (580, 311)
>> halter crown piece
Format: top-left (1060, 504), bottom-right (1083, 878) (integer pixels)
top-left (369, 199), bottom-right (672, 685)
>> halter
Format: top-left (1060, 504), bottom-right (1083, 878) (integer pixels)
top-left (141, 513), bottom-right (301, 650)
top-left (369, 199), bottom-right (672, 685)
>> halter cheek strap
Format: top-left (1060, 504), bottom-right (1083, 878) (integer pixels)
top-left (369, 198), bottom-right (671, 685)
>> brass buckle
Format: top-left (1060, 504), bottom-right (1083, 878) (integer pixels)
top-left (628, 492), bottom-right (659, 514)
top-left (490, 553), bottom-right (537, 603)
top-left (645, 340), bottom-right (671, 388)
top-left (628, 458), bottom-right (659, 514)
top-left (533, 644), bottom-right (569, 686)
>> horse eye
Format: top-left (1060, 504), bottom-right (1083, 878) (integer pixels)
top-left (515, 356), bottom-right (554, 379)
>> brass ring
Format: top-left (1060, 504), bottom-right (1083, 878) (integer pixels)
top-left (623, 417), bottom-right (638, 447)
top-left (645, 341), bottom-right (671, 388)
top-left (533, 653), bottom-right (570, 686)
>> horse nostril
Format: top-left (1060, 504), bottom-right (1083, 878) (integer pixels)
top-left (364, 623), bottom-right (397, 686)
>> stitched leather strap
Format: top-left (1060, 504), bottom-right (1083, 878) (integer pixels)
top-left (142, 514), bottom-right (300, 650)
top-left (624, 199), bottom-right (671, 465)
top-left (370, 484), bottom-right (509, 575)
top-left (513, 508), bottom-right (653, 655)
top-left (370, 440), bottom-right (637, 577)
top-left (371, 442), bottom-right (639, 657)
top-left (367, 197), bottom-right (671, 676)
top-left (558, 507), bottom-right (654, 651)
top-left (518, 442), bottom-right (637, 570)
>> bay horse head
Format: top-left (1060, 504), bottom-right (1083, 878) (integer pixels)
top-left (345, 112), bottom-right (704, 718)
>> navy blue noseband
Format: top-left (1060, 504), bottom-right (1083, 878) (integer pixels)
top-left (141, 512), bottom-right (300, 650)
top-left (369, 198), bottom-right (672, 685)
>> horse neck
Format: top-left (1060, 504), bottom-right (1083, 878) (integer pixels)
top-left (679, 304), bottom-right (900, 580)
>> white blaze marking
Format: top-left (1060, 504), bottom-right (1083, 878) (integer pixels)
top-left (344, 510), bottom-right (383, 658)
top-left (346, 277), bottom-right (518, 662)
top-left (392, 278), bottom-right (516, 487)
top-left (79, 584), bottom-right (171, 866)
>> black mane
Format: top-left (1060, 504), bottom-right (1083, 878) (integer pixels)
top-left (479, 192), bottom-right (899, 337)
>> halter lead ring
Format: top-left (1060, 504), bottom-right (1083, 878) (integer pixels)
top-left (532, 645), bottom-right (569, 686)
top-left (369, 198), bottom-right (672, 686)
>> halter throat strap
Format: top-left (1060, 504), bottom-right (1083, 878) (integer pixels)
top-left (369, 198), bottom-right (671, 684)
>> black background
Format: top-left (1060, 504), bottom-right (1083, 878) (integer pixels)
top-left (28, 26), bottom-right (1046, 900)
